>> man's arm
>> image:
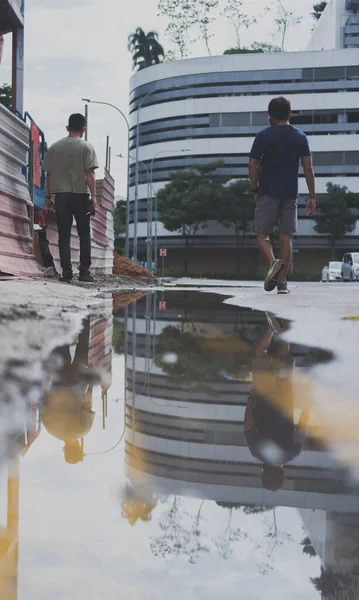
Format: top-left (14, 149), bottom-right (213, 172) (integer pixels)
top-left (301, 155), bottom-right (316, 216)
top-left (85, 168), bottom-right (97, 209)
top-left (249, 158), bottom-right (260, 203)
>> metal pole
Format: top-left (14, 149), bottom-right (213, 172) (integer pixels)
top-left (108, 146), bottom-right (112, 173)
top-left (85, 104), bottom-right (88, 141)
top-left (105, 136), bottom-right (109, 170)
top-left (146, 176), bottom-right (151, 270)
top-left (81, 100), bottom-right (131, 258)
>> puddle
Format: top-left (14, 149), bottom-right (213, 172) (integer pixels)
top-left (1, 291), bottom-right (359, 599)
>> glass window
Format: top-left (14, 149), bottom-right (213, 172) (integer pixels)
top-left (209, 114), bottom-right (220, 127)
top-left (312, 152), bottom-right (344, 166)
top-left (315, 67), bottom-right (346, 81)
top-left (345, 151), bottom-right (359, 165)
top-left (222, 113), bottom-right (250, 126)
top-left (252, 112), bottom-right (268, 126)
top-left (347, 65), bottom-right (359, 79)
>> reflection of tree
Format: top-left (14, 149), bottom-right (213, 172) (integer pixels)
top-left (155, 325), bottom-right (252, 391)
top-left (150, 497), bottom-right (209, 563)
top-left (215, 507), bottom-right (261, 560)
top-left (121, 485), bottom-right (157, 526)
top-left (301, 536), bottom-right (317, 557)
top-left (311, 567), bottom-right (354, 599)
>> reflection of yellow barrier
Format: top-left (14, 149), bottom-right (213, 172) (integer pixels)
top-left (0, 459), bottom-right (19, 600)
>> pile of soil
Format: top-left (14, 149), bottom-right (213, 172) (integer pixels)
top-left (113, 252), bottom-right (155, 278)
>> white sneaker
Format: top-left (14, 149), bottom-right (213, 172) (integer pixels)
top-left (43, 267), bottom-right (58, 278)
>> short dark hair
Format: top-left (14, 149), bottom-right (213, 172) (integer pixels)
top-left (261, 465), bottom-right (285, 491)
top-left (268, 97), bottom-right (291, 121)
top-left (68, 113), bottom-right (86, 132)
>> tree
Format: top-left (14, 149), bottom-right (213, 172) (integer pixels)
top-left (0, 84), bottom-right (12, 109)
top-left (156, 161), bottom-right (226, 274)
top-left (312, 1), bottom-right (327, 20)
top-left (265, 0), bottom-right (303, 51)
top-left (313, 183), bottom-right (358, 260)
top-left (311, 567), bottom-right (351, 597)
top-left (223, 42), bottom-right (280, 55)
top-left (222, 0), bottom-right (256, 49)
top-left (158, 0), bottom-right (197, 59)
top-left (113, 199), bottom-right (126, 254)
top-left (250, 41), bottom-right (281, 52)
top-left (193, 0), bottom-right (220, 56)
top-left (128, 28), bottom-right (164, 71)
top-left (301, 536), bottom-right (317, 557)
top-left (219, 180), bottom-right (254, 274)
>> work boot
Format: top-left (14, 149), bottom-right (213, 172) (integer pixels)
top-left (59, 270), bottom-right (73, 283)
top-left (78, 269), bottom-right (94, 283)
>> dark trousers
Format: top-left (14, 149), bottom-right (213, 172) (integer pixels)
top-left (55, 193), bottom-right (91, 274)
top-left (38, 229), bottom-right (55, 268)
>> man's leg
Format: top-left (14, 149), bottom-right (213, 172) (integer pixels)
top-left (278, 199), bottom-right (297, 285)
top-left (55, 194), bottom-right (73, 277)
top-left (73, 195), bottom-right (92, 275)
top-left (278, 233), bottom-right (292, 283)
top-left (257, 233), bottom-right (275, 266)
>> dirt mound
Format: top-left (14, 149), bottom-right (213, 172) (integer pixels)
top-left (113, 252), bottom-right (155, 278)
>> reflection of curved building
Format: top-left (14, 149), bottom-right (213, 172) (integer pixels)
top-left (124, 291), bottom-right (359, 598)
top-left (124, 292), bottom-right (351, 511)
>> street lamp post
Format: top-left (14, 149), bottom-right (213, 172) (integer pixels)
top-left (81, 99), bottom-right (131, 259)
top-left (118, 154), bottom-right (151, 268)
top-left (149, 149), bottom-right (192, 274)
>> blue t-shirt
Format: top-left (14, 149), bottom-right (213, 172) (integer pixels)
top-left (250, 125), bottom-right (311, 200)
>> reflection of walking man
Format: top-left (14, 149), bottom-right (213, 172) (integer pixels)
top-left (41, 319), bottom-right (95, 464)
top-left (42, 113), bottom-right (99, 283)
top-left (245, 314), bottom-right (309, 491)
top-left (249, 97), bottom-right (316, 295)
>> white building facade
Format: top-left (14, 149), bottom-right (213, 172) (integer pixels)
top-left (129, 0), bottom-right (359, 276)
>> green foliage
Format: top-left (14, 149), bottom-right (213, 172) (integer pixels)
top-left (155, 324), bottom-right (251, 389)
top-left (128, 28), bottom-right (164, 71)
top-left (312, 1), bottom-right (327, 20)
top-left (224, 42), bottom-right (281, 55)
top-left (222, 0), bottom-right (256, 48)
top-left (219, 179), bottom-right (254, 273)
top-left (313, 183), bottom-right (358, 259)
top-left (219, 180), bottom-right (254, 241)
top-left (301, 537), bottom-right (317, 557)
top-left (193, 0), bottom-right (219, 55)
top-left (0, 84), bottom-right (12, 109)
top-left (311, 568), bottom-right (351, 596)
top-left (114, 199), bottom-right (126, 254)
top-left (265, 0), bottom-right (303, 51)
top-left (250, 41), bottom-right (281, 52)
top-left (158, 0), bottom-right (197, 59)
top-left (157, 161), bottom-right (227, 274)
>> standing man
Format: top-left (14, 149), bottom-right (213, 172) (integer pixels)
top-left (249, 97), bottom-right (316, 294)
top-left (42, 114), bottom-right (99, 282)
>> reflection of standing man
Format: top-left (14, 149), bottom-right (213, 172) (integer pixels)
top-left (245, 314), bottom-right (309, 491)
top-left (42, 113), bottom-right (99, 283)
top-left (41, 319), bottom-right (95, 464)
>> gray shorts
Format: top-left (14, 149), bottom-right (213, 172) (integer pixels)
top-left (255, 195), bottom-right (298, 234)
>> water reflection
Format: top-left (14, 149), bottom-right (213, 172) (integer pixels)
top-left (124, 292), bottom-right (359, 598)
top-left (1, 291), bottom-right (359, 598)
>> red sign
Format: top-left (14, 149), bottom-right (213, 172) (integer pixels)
top-left (159, 301), bottom-right (167, 311)
top-left (160, 249), bottom-right (167, 257)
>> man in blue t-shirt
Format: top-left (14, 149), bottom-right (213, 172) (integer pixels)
top-left (249, 97), bottom-right (316, 294)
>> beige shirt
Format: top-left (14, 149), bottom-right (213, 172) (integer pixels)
top-left (42, 137), bottom-right (99, 194)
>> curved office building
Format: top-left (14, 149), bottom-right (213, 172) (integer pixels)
top-left (129, 0), bottom-right (359, 275)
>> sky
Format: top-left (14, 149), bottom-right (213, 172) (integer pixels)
top-left (1, 0), bottom-right (319, 196)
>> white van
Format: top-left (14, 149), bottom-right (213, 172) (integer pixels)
top-left (342, 253), bottom-right (359, 281)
